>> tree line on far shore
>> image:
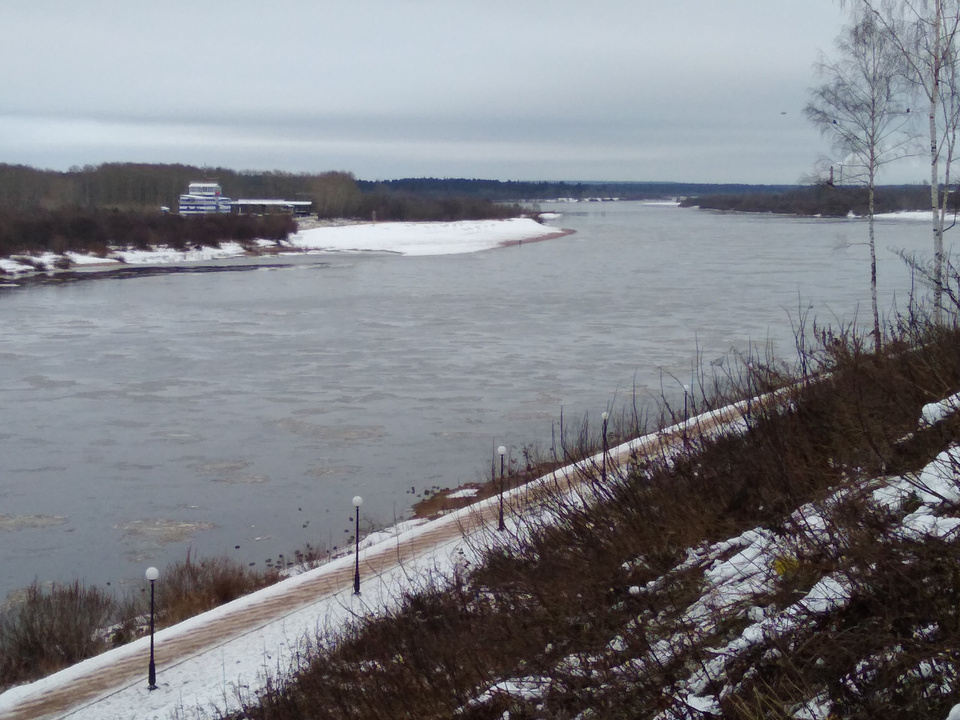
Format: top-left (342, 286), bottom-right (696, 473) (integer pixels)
top-left (680, 184), bottom-right (957, 216)
top-left (0, 164), bottom-right (527, 226)
top-left (0, 163), bottom-right (537, 214)
top-left (0, 163), bottom-right (318, 213)
top-left (311, 172), bottom-right (524, 221)
top-left (0, 162), bottom-right (798, 215)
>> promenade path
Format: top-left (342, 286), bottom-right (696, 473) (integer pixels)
top-left (0, 401), bottom-right (747, 720)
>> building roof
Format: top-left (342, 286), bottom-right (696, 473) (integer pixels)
top-left (234, 198), bottom-right (313, 206)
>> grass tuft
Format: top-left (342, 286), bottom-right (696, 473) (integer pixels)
top-left (156, 550), bottom-right (279, 627)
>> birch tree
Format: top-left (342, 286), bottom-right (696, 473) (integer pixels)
top-left (845, 0), bottom-right (960, 321)
top-left (806, 12), bottom-right (913, 352)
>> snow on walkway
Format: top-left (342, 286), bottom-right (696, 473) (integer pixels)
top-left (0, 502), bottom-right (488, 720)
top-left (0, 396), bottom-right (739, 720)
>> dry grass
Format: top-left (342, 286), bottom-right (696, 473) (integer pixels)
top-left (0, 581), bottom-right (119, 688)
top-left (156, 551), bottom-right (280, 627)
top-left (0, 551), bottom-right (280, 691)
top-left (231, 310), bottom-right (960, 720)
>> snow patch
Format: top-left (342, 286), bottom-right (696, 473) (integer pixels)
top-left (920, 392), bottom-right (960, 427)
top-left (447, 488), bottom-right (480, 499)
top-left (288, 218), bottom-right (562, 256)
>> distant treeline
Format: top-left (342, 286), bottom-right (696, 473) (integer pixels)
top-left (358, 178), bottom-right (597, 202)
top-left (0, 163), bottom-right (317, 213)
top-left (307, 172), bottom-right (525, 221)
top-left (0, 209), bottom-right (296, 261)
top-left (680, 184), bottom-right (952, 216)
top-left (0, 164), bottom-right (527, 223)
top-left (357, 178), bottom-right (796, 202)
top-left (0, 162), bottom-right (803, 213)
top-left (360, 194), bottom-right (523, 222)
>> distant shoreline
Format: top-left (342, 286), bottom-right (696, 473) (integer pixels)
top-left (0, 217), bottom-right (575, 284)
top-left (496, 227), bottom-right (576, 248)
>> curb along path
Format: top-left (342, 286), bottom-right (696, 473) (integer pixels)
top-left (4, 400), bottom-right (752, 720)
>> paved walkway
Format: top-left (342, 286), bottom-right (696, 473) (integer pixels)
top-left (4, 506), bottom-right (491, 720)
top-left (3, 401), bottom-right (747, 720)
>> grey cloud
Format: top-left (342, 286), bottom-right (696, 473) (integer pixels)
top-left (0, 1), bottom-right (850, 182)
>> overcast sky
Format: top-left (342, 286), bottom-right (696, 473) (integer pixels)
top-left (0, 0), bottom-right (913, 184)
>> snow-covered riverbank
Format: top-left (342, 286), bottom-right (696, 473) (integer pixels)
top-left (0, 217), bottom-right (567, 277)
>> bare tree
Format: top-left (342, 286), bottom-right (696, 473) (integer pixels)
top-left (806, 11), bottom-right (913, 352)
top-left (844, 0), bottom-right (960, 321)
top-left (311, 171), bottom-right (362, 219)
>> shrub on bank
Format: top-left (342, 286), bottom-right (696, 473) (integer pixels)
top-left (0, 581), bottom-right (117, 686)
top-left (157, 552), bottom-right (279, 626)
top-left (0, 209), bottom-right (297, 261)
top-left (0, 552), bottom-right (282, 691)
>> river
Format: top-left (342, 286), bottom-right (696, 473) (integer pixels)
top-left (0, 202), bottom-right (943, 599)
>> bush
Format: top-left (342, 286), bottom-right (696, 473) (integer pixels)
top-left (0, 550), bottom-right (286, 690)
top-left (156, 552), bottom-right (278, 626)
top-left (0, 208), bottom-right (298, 259)
top-left (0, 581), bottom-right (116, 686)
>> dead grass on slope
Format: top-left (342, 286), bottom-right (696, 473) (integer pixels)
top-left (233, 309), bottom-right (960, 719)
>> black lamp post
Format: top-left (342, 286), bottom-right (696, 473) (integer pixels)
top-left (497, 445), bottom-right (506, 531)
top-left (145, 566), bottom-right (159, 690)
top-left (352, 495), bottom-right (363, 595)
top-left (601, 411), bottom-right (609, 483)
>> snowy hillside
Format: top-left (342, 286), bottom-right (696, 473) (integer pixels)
top-left (232, 328), bottom-right (960, 720)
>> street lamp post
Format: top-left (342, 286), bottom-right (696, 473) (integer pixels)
top-left (352, 496), bottom-right (363, 595)
top-left (145, 566), bottom-right (159, 690)
top-left (497, 445), bottom-right (506, 531)
top-left (601, 411), bottom-right (609, 483)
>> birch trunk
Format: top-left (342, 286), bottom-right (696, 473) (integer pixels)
top-left (933, 0), bottom-right (945, 323)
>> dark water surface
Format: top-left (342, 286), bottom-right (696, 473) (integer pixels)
top-left (0, 203), bottom-right (942, 597)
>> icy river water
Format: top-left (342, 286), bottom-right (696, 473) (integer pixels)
top-left (0, 202), bottom-right (945, 599)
